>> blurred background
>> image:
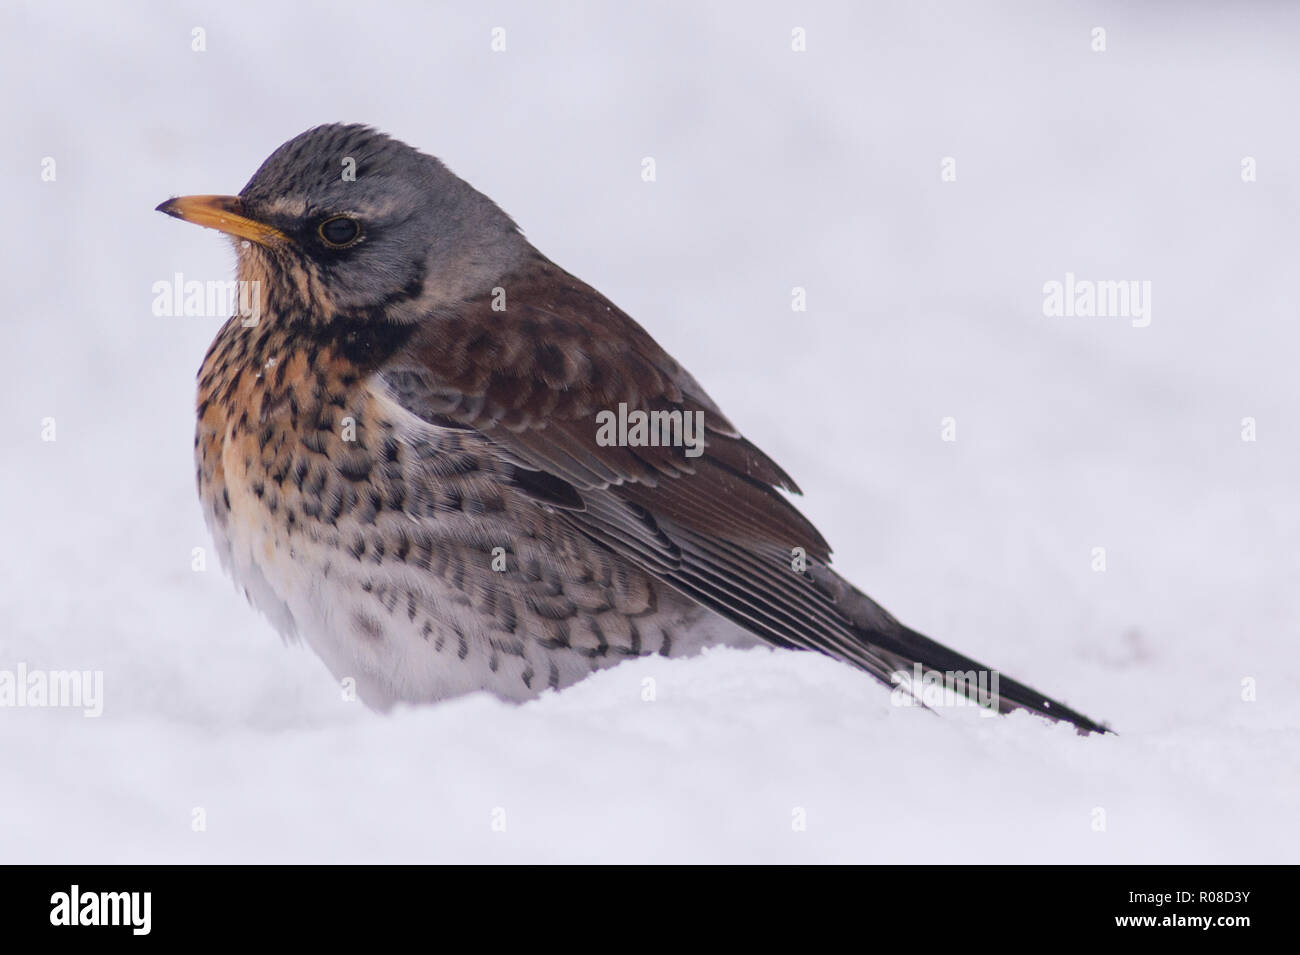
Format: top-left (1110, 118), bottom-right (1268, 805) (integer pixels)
top-left (1, 0), bottom-right (1296, 862)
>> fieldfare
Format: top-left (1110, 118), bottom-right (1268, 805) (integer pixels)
top-left (157, 124), bottom-right (1108, 733)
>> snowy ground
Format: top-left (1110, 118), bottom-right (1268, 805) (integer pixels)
top-left (2, 0), bottom-right (1297, 863)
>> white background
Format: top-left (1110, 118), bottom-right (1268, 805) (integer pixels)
top-left (1, 0), bottom-right (1296, 862)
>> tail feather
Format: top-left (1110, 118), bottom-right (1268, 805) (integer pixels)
top-left (880, 625), bottom-right (1111, 735)
top-left (810, 566), bottom-right (1111, 735)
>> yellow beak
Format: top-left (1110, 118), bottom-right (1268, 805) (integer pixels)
top-left (155, 194), bottom-right (288, 246)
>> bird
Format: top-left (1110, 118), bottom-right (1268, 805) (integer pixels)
top-left (157, 123), bottom-right (1109, 733)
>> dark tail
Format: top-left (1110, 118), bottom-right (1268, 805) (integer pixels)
top-left (809, 566), bottom-right (1112, 735)
top-left (880, 624), bottom-right (1111, 734)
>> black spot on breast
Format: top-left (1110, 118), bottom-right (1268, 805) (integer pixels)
top-left (353, 612), bottom-right (384, 642)
top-left (301, 430), bottom-right (329, 455)
top-left (337, 457), bottom-right (372, 482)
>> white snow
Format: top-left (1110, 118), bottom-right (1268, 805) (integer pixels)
top-left (1, 0), bottom-right (1297, 863)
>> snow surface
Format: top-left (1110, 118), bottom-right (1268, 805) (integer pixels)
top-left (2, 0), bottom-right (1297, 863)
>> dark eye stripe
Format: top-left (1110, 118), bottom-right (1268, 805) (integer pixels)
top-left (318, 215), bottom-right (362, 248)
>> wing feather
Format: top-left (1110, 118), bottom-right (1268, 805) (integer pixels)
top-left (380, 254), bottom-right (879, 668)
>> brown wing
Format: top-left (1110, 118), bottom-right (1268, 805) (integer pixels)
top-left (382, 254), bottom-right (901, 675)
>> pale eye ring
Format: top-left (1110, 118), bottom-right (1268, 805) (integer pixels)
top-left (318, 215), bottom-right (362, 248)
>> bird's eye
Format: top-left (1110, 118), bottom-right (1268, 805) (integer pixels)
top-left (318, 215), bottom-right (362, 248)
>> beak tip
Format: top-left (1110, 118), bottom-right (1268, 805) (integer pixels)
top-left (151, 194), bottom-right (282, 244)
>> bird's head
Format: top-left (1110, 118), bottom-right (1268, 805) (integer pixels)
top-left (156, 124), bottom-right (530, 323)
